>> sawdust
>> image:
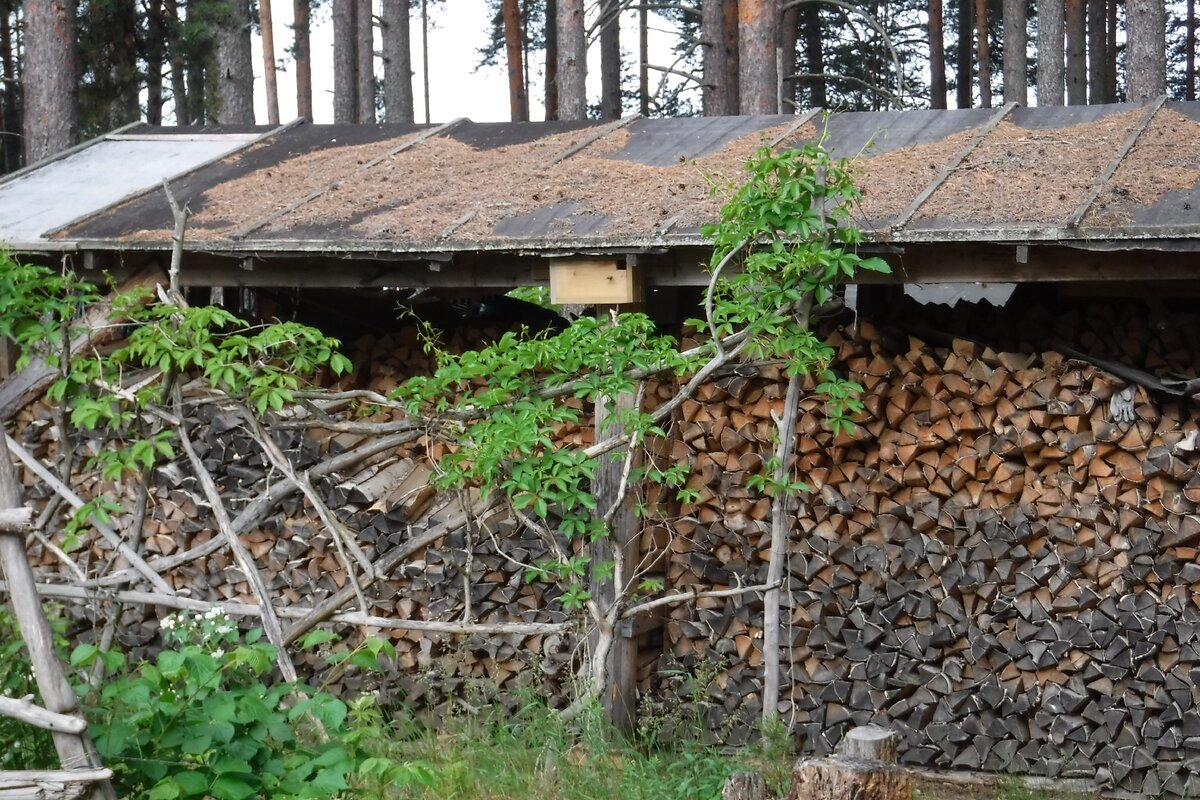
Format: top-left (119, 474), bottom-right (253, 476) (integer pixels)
top-left (1084, 108), bottom-right (1200, 227)
top-left (257, 121), bottom-right (808, 241)
top-left (915, 108), bottom-right (1144, 226)
top-left (849, 129), bottom-right (979, 229)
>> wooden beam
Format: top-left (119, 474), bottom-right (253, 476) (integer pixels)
top-left (0, 697), bottom-right (87, 734)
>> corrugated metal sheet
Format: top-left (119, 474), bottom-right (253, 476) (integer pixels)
top-left (0, 133), bottom-right (259, 246)
top-left (11, 100), bottom-right (1200, 255)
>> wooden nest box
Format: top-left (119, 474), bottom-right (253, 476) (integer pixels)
top-left (549, 258), bottom-right (643, 305)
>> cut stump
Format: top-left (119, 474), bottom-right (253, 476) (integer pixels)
top-left (723, 771), bottom-right (767, 800)
top-left (787, 757), bottom-right (912, 800)
top-left (837, 724), bottom-right (901, 764)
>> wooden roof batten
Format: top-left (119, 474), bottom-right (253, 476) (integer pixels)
top-left (230, 117), bottom-right (470, 241)
top-left (1065, 95), bottom-right (1168, 229)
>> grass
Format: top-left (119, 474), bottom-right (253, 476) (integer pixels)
top-left (361, 698), bottom-right (751, 800)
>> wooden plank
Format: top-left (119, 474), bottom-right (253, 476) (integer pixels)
top-left (767, 108), bottom-right (821, 148)
top-left (1065, 95), bottom-right (1167, 228)
top-left (0, 266), bottom-right (159, 423)
top-left (550, 258), bottom-right (643, 304)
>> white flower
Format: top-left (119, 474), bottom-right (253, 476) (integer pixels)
top-left (211, 649), bottom-right (225, 659)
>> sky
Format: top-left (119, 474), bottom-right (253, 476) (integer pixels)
top-left (250, 0), bottom-right (689, 125)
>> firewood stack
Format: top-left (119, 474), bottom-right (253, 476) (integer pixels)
top-left (658, 299), bottom-right (1200, 795)
top-left (13, 297), bottom-right (1200, 793)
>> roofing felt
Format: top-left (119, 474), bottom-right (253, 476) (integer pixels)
top-left (19, 99), bottom-right (1200, 255)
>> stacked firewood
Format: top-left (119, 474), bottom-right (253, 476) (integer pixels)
top-left (659, 302), bottom-right (1200, 795)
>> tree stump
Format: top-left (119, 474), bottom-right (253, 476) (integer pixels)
top-left (787, 758), bottom-right (912, 800)
top-left (837, 725), bottom-right (901, 764)
top-left (723, 771), bottom-right (767, 800)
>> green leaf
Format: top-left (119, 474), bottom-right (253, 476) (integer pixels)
top-left (209, 775), bottom-right (256, 800)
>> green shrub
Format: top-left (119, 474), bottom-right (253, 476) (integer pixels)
top-left (0, 606), bottom-right (57, 770)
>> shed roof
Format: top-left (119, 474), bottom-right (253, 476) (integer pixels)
top-left (5, 101), bottom-right (1200, 287)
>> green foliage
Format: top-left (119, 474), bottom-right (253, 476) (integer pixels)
top-left (80, 611), bottom-right (426, 800)
top-left (0, 606), bottom-right (57, 770)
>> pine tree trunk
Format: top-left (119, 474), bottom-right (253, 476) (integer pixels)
top-left (381, 0), bottom-right (413, 121)
top-left (357, 0), bottom-right (375, 122)
top-left (556, 0), bottom-right (586, 119)
top-left (187, 60), bottom-right (206, 124)
top-left (929, 0), bottom-right (947, 107)
top-left (1002, 0), bottom-right (1026, 103)
top-left (260, 0), bottom-right (280, 122)
top-left (1188, 0), bottom-right (1197, 101)
top-left (778, 4), bottom-right (797, 111)
top-left (165, 0), bottom-right (191, 125)
top-left (1086, 0), bottom-right (1108, 102)
top-left (702, 0), bottom-right (739, 114)
top-left (22, 0), bottom-right (78, 163)
top-left (503, 0), bottom-right (529, 120)
top-left (975, 0), bottom-right (991, 106)
top-left (1105, 0), bottom-right (1116, 99)
top-left (738, 0), bottom-right (777, 113)
top-left (1036, 0), bottom-right (1064, 105)
top-left (545, 0), bottom-right (558, 118)
top-left (955, 0), bottom-right (973, 107)
top-left (1126, 0), bottom-right (1166, 100)
top-left (295, 0), bottom-right (313, 119)
top-left (333, 0), bottom-right (358, 122)
top-left (1065, 0), bottom-right (1085, 103)
top-left (638, 2), bottom-right (649, 113)
top-left (599, 0), bottom-right (620, 118)
top-left (108, 0), bottom-right (139, 126)
top-left (0, 9), bottom-right (21, 171)
top-left (146, 0), bottom-right (166, 124)
top-left (215, 0), bottom-right (255, 124)
top-left (803, 3), bottom-right (826, 107)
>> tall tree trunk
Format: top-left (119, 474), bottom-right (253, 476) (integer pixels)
top-left (503, 0), bottom-right (529, 119)
top-left (778, 4), bottom-right (797, 110)
top-left (356, 0), bottom-right (374, 122)
top-left (146, 0), bottom-right (166, 124)
top-left (1105, 0), bottom-right (1116, 99)
top-left (294, 0), bottom-right (313, 119)
top-left (1036, 0), bottom-right (1064, 105)
top-left (187, 60), bottom-right (206, 124)
top-left (955, 0), bottom-right (973, 107)
top-left (260, 0), bottom-right (280, 122)
top-left (1065, 0), bottom-right (1085, 103)
top-left (722, 0), bottom-right (740, 112)
top-left (22, 0), bottom-right (78, 162)
top-left (638, 2), bottom-right (649, 113)
top-left (109, 0), bottom-right (139, 126)
top-left (738, 0), bottom-right (777, 113)
top-left (165, 0), bottom-right (191, 124)
top-left (0, 8), bottom-right (21, 171)
top-left (975, 0), bottom-right (991, 106)
top-left (556, 0), bottom-right (586, 119)
top-left (1087, 0), bottom-right (1108, 102)
top-left (1188, 0), bottom-right (1197, 101)
top-left (599, 0), bottom-right (620, 118)
top-left (803, 2), bottom-right (826, 107)
top-left (333, 0), bottom-right (357, 122)
top-left (381, 0), bottom-right (413, 121)
top-left (420, 0), bottom-right (430, 121)
top-left (1002, 0), bottom-right (1026, 104)
top-left (545, 0), bottom-right (558, 118)
top-left (702, 0), bottom-right (739, 114)
top-left (1126, 0), bottom-right (1165, 100)
top-left (930, 0), bottom-right (947, 107)
top-left (215, 0), bottom-right (255, 124)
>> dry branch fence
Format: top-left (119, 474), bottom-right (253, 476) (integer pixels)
top-left (6, 296), bottom-right (1200, 795)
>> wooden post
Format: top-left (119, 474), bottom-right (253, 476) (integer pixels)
top-left (0, 438), bottom-right (113, 798)
top-left (592, 387), bottom-right (641, 734)
top-left (590, 302), bottom-right (643, 735)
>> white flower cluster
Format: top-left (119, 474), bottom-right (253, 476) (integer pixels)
top-left (160, 608), bottom-right (237, 654)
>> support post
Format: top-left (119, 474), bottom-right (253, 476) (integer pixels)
top-left (0, 437), bottom-right (113, 798)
